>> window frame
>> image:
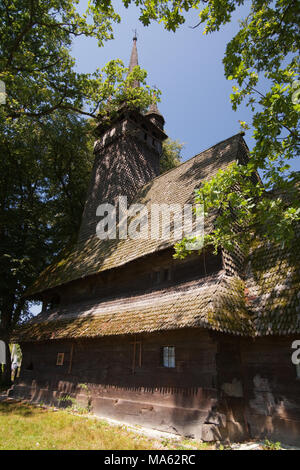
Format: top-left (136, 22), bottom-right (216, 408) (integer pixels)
top-left (56, 353), bottom-right (64, 366)
top-left (162, 346), bottom-right (176, 368)
top-left (152, 267), bottom-right (172, 285)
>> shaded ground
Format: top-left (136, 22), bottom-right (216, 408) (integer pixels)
top-left (0, 397), bottom-right (212, 451)
top-left (0, 395), bottom-right (295, 450)
top-left (0, 398), bottom-right (158, 450)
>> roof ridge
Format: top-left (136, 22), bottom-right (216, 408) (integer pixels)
top-left (25, 133), bottom-right (246, 297)
top-left (144, 132), bottom-right (245, 186)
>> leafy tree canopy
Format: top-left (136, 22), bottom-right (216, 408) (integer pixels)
top-left (96, 0), bottom-right (300, 255)
top-left (0, 112), bottom-right (94, 345)
top-left (160, 138), bottom-right (183, 174)
top-left (0, 0), bottom-right (159, 383)
top-left (0, 0), bottom-right (159, 122)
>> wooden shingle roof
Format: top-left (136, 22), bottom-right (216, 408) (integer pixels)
top-left (14, 235), bottom-right (300, 342)
top-left (26, 133), bottom-right (247, 297)
top-left (246, 236), bottom-right (300, 336)
top-left (16, 132), bottom-right (300, 340)
top-left (14, 274), bottom-right (254, 342)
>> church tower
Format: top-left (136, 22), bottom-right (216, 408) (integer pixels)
top-left (78, 36), bottom-right (168, 244)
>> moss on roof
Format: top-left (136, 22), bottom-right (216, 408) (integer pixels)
top-left (14, 231), bottom-right (300, 342)
top-left (246, 234), bottom-right (300, 336)
top-left (13, 274), bottom-right (254, 342)
top-left (26, 133), bottom-right (245, 297)
top-left (16, 131), bottom-right (300, 340)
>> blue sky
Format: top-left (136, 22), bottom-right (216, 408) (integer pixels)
top-left (30, 1), bottom-right (298, 316)
top-left (72, 1), bottom-right (254, 162)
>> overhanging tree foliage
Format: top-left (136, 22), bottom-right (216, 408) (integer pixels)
top-left (96, 0), bottom-right (300, 254)
top-left (0, 0), bottom-right (159, 384)
top-left (0, 112), bottom-right (95, 383)
top-left (160, 138), bottom-right (183, 174)
top-left (1, 0), bottom-right (298, 383)
top-left (0, 0), bottom-right (160, 124)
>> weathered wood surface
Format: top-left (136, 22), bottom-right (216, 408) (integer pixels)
top-left (214, 334), bottom-right (300, 445)
top-left (42, 248), bottom-right (222, 308)
top-left (10, 330), bottom-right (300, 444)
top-left (12, 329), bottom-right (219, 439)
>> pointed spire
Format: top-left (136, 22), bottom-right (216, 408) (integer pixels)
top-left (128, 34), bottom-right (139, 88)
top-left (129, 33), bottom-right (138, 71)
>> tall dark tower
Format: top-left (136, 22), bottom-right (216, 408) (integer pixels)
top-left (78, 37), bottom-right (167, 244)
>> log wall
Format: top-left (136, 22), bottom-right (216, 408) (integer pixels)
top-left (214, 334), bottom-right (300, 445)
top-left (12, 329), bottom-right (220, 439)
top-left (240, 335), bottom-right (300, 446)
top-left (11, 331), bottom-right (300, 444)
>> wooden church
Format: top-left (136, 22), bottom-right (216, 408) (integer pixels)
top-left (11, 38), bottom-right (300, 445)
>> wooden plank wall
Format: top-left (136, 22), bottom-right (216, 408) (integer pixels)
top-left (13, 329), bottom-right (220, 438)
top-left (214, 334), bottom-right (300, 445)
top-left (12, 331), bottom-right (300, 444)
top-left (240, 335), bottom-right (300, 446)
top-left (41, 248), bottom-right (222, 307)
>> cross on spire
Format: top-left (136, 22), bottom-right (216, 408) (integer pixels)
top-left (128, 33), bottom-right (139, 88)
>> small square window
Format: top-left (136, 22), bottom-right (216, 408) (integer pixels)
top-left (162, 346), bottom-right (175, 368)
top-left (153, 268), bottom-right (172, 285)
top-left (56, 353), bottom-right (64, 366)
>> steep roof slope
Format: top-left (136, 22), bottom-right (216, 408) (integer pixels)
top-left (15, 236), bottom-right (299, 341)
top-left (27, 133), bottom-right (247, 297)
top-left (14, 136), bottom-right (300, 340)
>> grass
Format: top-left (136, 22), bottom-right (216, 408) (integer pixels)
top-left (0, 400), bottom-right (158, 450)
top-left (0, 399), bottom-right (214, 451)
top-left (0, 398), bottom-right (288, 451)
top-left (262, 439), bottom-right (282, 450)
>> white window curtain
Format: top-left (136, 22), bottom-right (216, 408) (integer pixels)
top-left (163, 346), bottom-right (175, 368)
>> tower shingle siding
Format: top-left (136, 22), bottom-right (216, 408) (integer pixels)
top-left (78, 109), bottom-right (167, 244)
top-left (77, 36), bottom-right (167, 244)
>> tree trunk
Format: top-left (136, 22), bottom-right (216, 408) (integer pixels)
top-left (2, 340), bottom-right (12, 387)
top-left (0, 294), bottom-right (19, 387)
